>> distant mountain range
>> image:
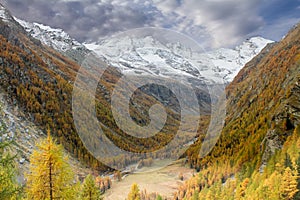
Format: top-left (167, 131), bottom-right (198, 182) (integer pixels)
top-left (14, 15), bottom-right (272, 85)
top-left (86, 36), bottom-right (272, 84)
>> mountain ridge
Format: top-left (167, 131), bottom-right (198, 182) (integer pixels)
top-left (11, 14), bottom-right (273, 85)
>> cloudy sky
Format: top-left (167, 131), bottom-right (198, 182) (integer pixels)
top-left (1, 0), bottom-right (300, 48)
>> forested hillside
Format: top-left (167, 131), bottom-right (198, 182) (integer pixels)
top-left (0, 15), bottom-right (106, 170)
top-left (174, 23), bottom-right (300, 199)
top-left (0, 5), bottom-right (198, 171)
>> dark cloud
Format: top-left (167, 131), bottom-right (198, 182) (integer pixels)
top-left (0, 0), bottom-right (299, 48)
top-left (1, 0), bottom-right (156, 42)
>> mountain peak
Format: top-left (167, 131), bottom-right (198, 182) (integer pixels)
top-left (14, 18), bottom-right (84, 52)
top-left (85, 35), bottom-right (273, 84)
top-left (11, 15), bottom-right (273, 84)
top-left (0, 4), bottom-right (14, 23)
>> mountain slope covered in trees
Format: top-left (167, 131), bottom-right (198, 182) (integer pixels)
top-left (175, 22), bottom-right (300, 199)
top-left (0, 4), bottom-right (196, 172)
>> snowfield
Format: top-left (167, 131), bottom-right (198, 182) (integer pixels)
top-left (15, 17), bottom-right (273, 85)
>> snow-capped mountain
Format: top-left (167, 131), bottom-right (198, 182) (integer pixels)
top-left (12, 12), bottom-right (273, 85)
top-left (0, 4), bottom-right (16, 24)
top-left (14, 18), bottom-right (85, 52)
top-left (204, 37), bottom-right (274, 82)
top-left (0, 4), bottom-right (9, 22)
top-left (85, 36), bottom-right (273, 84)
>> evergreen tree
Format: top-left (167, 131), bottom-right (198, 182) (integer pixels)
top-left (81, 174), bottom-right (101, 200)
top-left (127, 183), bottom-right (141, 200)
top-left (25, 129), bottom-right (75, 199)
top-left (0, 139), bottom-right (21, 200)
top-left (0, 143), bottom-right (20, 200)
top-left (192, 190), bottom-right (199, 200)
top-left (69, 181), bottom-right (82, 200)
top-left (156, 194), bottom-right (163, 200)
top-left (284, 153), bottom-right (292, 169)
top-left (0, 106), bottom-right (21, 199)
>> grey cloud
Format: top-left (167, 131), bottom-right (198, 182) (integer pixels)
top-left (153, 0), bottom-right (264, 47)
top-left (0, 0), bottom-right (298, 48)
top-left (1, 0), bottom-right (156, 42)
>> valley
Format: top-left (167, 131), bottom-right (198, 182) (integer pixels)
top-left (104, 160), bottom-right (195, 200)
top-left (0, 2), bottom-right (300, 200)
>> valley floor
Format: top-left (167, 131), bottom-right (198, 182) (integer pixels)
top-left (104, 159), bottom-right (195, 199)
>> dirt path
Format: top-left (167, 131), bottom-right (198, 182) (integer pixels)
top-left (104, 160), bottom-right (195, 200)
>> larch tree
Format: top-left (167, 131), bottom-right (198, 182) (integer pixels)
top-left (178, 172), bottom-right (184, 181)
top-left (205, 190), bottom-right (214, 200)
top-left (127, 183), bottom-right (141, 200)
top-left (25, 129), bottom-right (75, 200)
top-left (263, 171), bottom-right (282, 200)
top-left (114, 170), bottom-right (122, 182)
top-left (235, 178), bottom-right (250, 200)
top-left (281, 167), bottom-right (298, 200)
top-left (81, 174), bottom-right (101, 200)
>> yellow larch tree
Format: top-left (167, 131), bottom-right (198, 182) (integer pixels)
top-left (25, 129), bottom-right (75, 200)
top-left (281, 167), bottom-right (298, 200)
top-left (127, 183), bottom-right (141, 200)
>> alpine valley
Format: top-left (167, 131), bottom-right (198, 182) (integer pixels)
top-left (1, 2), bottom-right (300, 200)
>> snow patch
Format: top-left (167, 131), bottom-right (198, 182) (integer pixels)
top-left (84, 36), bottom-right (273, 84)
top-left (14, 16), bottom-right (273, 85)
top-left (0, 5), bottom-right (11, 22)
top-left (15, 18), bottom-right (83, 52)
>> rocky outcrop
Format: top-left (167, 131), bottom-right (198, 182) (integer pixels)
top-left (260, 129), bottom-right (284, 172)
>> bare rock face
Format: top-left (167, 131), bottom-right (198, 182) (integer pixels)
top-left (260, 69), bottom-right (300, 172)
top-left (0, 91), bottom-right (45, 183)
top-left (260, 129), bottom-right (283, 172)
top-left (286, 78), bottom-right (300, 125)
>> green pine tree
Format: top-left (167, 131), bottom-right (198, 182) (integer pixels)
top-left (81, 174), bottom-right (102, 200)
top-left (156, 194), bottom-right (163, 200)
top-left (192, 190), bottom-right (199, 200)
top-left (0, 106), bottom-right (21, 199)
